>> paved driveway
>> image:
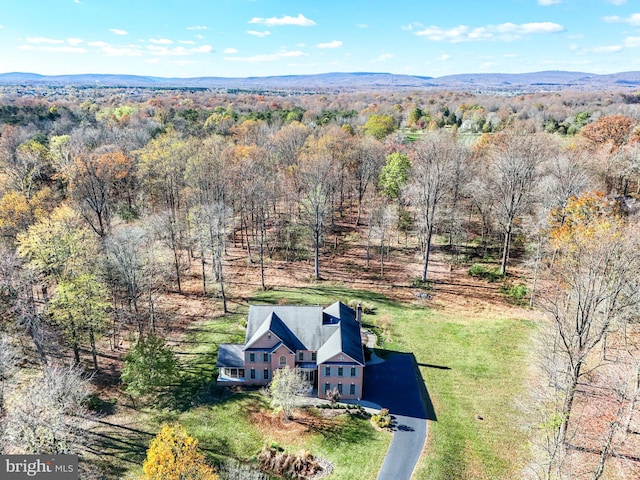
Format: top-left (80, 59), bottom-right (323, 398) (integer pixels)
top-left (363, 352), bottom-right (431, 480)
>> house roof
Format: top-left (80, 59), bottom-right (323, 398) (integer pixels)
top-left (245, 311), bottom-right (304, 352)
top-left (244, 302), bottom-right (364, 366)
top-left (216, 344), bottom-right (245, 368)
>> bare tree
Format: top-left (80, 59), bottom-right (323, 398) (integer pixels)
top-left (407, 133), bottom-right (467, 282)
top-left (6, 366), bottom-right (91, 455)
top-left (0, 247), bottom-right (48, 364)
top-left (298, 155), bottom-right (335, 280)
top-left (533, 199), bottom-right (640, 478)
top-left (268, 366), bottom-right (309, 422)
top-left (488, 130), bottom-right (545, 275)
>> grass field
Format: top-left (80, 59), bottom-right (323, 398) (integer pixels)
top-left (105, 283), bottom-right (533, 480)
top-left (248, 285), bottom-right (535, 480)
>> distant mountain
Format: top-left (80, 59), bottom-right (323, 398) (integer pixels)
top-left (1, 70), bottom-right (639, 91)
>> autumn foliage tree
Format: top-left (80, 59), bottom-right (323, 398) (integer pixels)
top-left (533, 192), bottom-right (640, 478)
top-left (141, 423), bottom-right (217, 480)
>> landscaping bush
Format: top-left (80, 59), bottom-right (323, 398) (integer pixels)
top-left (410, 277), bottom-right (433, 290)
top-left (326, 388), bottom-right (340, 406)
top-left (468, 264), bottom-right (504, 282)
top-left (346, 299), bottom-right (376, 314)
top-left (371, 408), bottom-right (392, 429)
top-left (501, 282), bottom-right (530, 304)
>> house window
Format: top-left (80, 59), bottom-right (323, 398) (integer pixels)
top-left (311, 352), bottom-right (317, 362)
top-left (279, 355), bottom-right (287, 366)
top-left (350, 367), bottom-right (357, 377)
top-left (263, 353), bottom-right (269, 363)
top-left (325, 366), bottom-right (331, 376)
top-left (298, 351), bottom-right (304, 361)
top-left (250, 369), bottom-right (256, 379)
top-left (350, 384), bottom-right (356, 395)
top-left (324, 383), bottom-right (331, 393)
top-left (249, 353), bottom-right (255, 362)
top-left (226, 368), bottom-right (244, 379)
top-left (338, 367), bottom-right (344, 377)
top-left (263, 369), bottom-right (269, 380)
top-left (337, 383), bottom-right (343, 395)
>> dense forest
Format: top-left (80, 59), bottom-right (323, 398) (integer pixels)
top-left (0, 84), bottom-right (639, 479)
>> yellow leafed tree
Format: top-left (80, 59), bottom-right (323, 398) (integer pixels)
top-left (141, 423), bottom-right (217, 480)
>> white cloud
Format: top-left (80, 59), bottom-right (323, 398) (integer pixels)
top-left (67, 38), bottom-right (84, 45)
top-left (224, 48), bottom-right (239, 54)
top-left (187, 26), bottom-right (208, 30)
top-left (110, 29), bottom-right (128, 35)
top-left (624, 36), bottom-right (640, 47)
top-left (591, 45), bottom-right (623, 53)
top-left (88, 41), bottom-right (143, 56)
top-left (357, 24), bottom-right (369, 28)
top-left (150, 38), bottom-right (173, 44)
top-left (247, 30), bottom-right (271, 37)
top-left (179, 40), bottom-right (196, 45)
top-left (605, 0), bottom-right (627, 5)
top-left (248, 13), bottom-right (316, 27)
top-left (441, 54), bottom-right (451, 60)
top-left (317, 40), bottom-right (342, 49)
top-left (191, 45), bottom-right (213, 53)
top-left (603, 13), bottom-right (640, 26)
top-left (416, 21), bottom-right (564, 42)
top-left (145, 58), bottom-right (160, 64)
top-left (27, 37), bottom-right (65, 44)
top-left (224, 50), bottom-right (308, 62)
top-left (373, 53), bottom-right (395, 62)
top-left (19, 44), bottom-right (86, 53)
top-left (147, 44), bottom-right (213, 56)
top-left (538, 0), bottom-right (561, 5)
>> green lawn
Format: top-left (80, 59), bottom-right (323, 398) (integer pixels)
top-left (105, 284), bottom-right (533, 480)
top-left (249, 285), bottom-right (535, 480)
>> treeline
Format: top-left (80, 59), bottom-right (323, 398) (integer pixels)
top-left (0, 87), bottom-right (640, 478)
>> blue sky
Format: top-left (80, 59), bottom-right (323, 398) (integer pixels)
top-left (0, 0), bottom-right (639, 78)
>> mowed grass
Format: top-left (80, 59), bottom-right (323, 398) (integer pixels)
top-left (110, 284), bottom-right (532, 480)
top-left (115, 298), bottom-right (389, 480)
top-left (250, 285), bottom-right (535, 480)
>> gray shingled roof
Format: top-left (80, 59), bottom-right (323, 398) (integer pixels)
top-left (244, 302), bottom-right (364, 365)
top-left (317, 312), bottom-right (365, 365)
top-left (216, 344), bottom-right (245, 368)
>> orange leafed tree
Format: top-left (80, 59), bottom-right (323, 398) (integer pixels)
top-left (580, 115), bottom-right (635, 153)
top-left (141, 423), bottom-right (217, 480)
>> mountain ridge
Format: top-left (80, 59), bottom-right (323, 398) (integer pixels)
top-left (2, 70), bottom-right (640, 91)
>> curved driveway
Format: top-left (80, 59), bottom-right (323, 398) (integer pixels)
top-left (364, 352), bottom-right (430, 480)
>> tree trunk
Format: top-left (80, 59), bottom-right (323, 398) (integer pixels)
top-left (500, 224), bottom-right (512, 276)
top-left (421, 226), bottom-right (433, 283)
top-left (71, 323), bottom-right (80, 366)
top-left (314, 220), bottom-right (320, 280)
top-left (89, 326), bottom-right (98, 371)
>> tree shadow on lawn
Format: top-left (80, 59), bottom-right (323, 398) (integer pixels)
top-left (291, 409), bottom-right (380, 445)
